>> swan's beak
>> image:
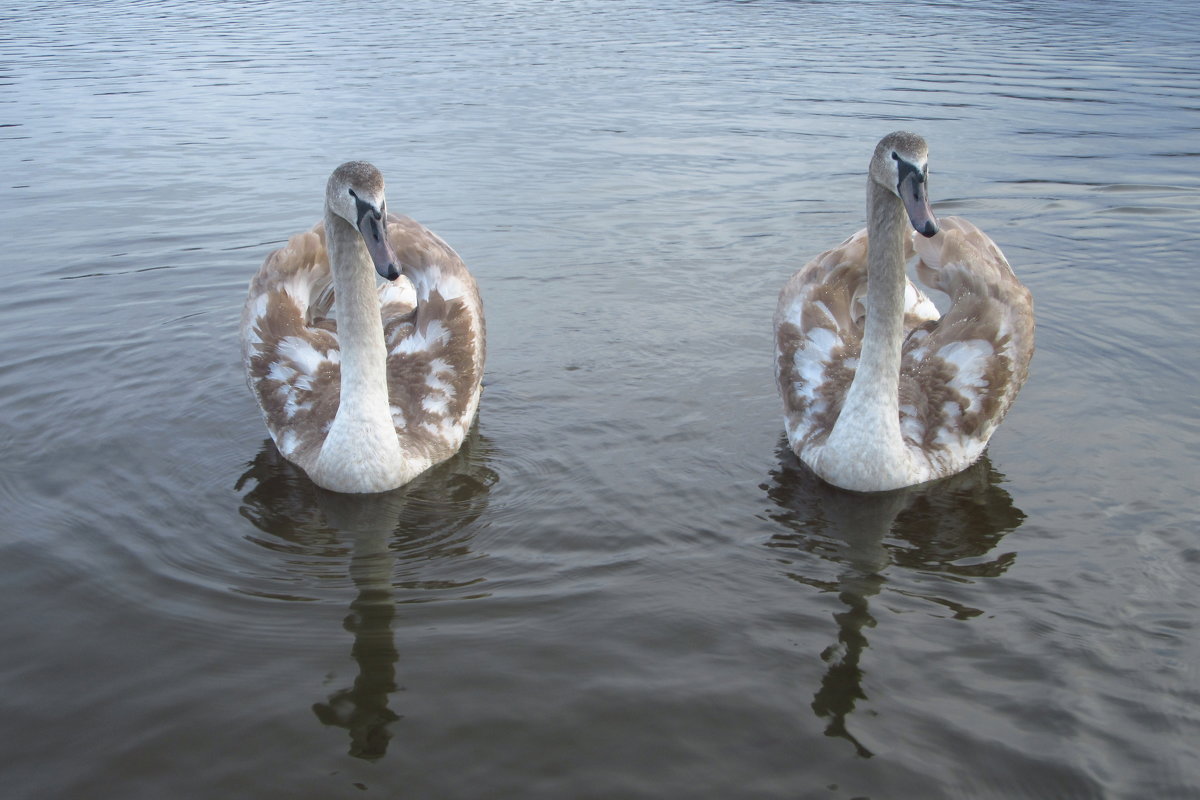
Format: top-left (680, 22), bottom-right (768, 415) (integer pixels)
top-left (900, 172), bottom-right (938, 238)
top-left (358, 210), bottom-right (401, 281)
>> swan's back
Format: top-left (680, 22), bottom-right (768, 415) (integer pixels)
top-left (775, 216), bottom-right (1034, 481)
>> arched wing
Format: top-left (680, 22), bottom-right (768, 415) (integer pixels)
top-left (382, 215), bottom-right (486, 461)
top-left (241, 225), bottom-right (342, 470)
top-left (898, 216), bottom-right (1035, 472)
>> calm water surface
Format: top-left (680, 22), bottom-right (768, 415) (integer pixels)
top-left (2, 1), bottom-right (1198, 798)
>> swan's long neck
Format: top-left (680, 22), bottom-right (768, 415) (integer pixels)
top-left (313, 210), bottom-right (405, 492)
top-left (326, 210), bottom-right (391, 419)
top-left (852, 179), bottom-right (908, 421)
top-left (819, 179), bottom-right (912, 488)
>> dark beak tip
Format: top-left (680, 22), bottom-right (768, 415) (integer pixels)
top-left (375, 261), bottom-right (401, 281)
top-left (922, 222), bottom-right (939, 238)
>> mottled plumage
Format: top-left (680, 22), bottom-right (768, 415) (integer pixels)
top-left (774, 134), bottom-right (1034, 491)
top-left (241, 163), bottom-right (484, 492)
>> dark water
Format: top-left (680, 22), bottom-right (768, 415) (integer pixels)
top-left (2, 1), bottom-right (1198, 797)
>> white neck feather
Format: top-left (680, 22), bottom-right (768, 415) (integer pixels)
top-left (848, 180), bottom-right (908, 434)
top-left (817, 180), bottom-right (915, 490)
top-left (312, 210), bottom-right (406, 492)
top-left (325, 211), bottom-right (391, 417)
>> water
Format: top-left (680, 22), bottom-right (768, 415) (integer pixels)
top-left (2, 1), bottom-right (1198, 797)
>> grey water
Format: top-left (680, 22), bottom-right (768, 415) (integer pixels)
top-left (1, 1), bottom-right (1198, 797)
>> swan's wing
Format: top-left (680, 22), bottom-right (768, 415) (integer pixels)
top-left (775, 229), bottom-right (938, 454)
top-left (775, 231), bottom-right (869, 454)
top-left (898, 216), bottom-right (1035, 472)
top-left (241, 224), bottom-right (342, 470)
top-left (382, 215), bottom-right (486, 460)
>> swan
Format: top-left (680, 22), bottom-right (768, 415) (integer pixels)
top-left (241, 161), bottom-right (485, 493)
top-left (774, 132), bottom-right (1034, 492)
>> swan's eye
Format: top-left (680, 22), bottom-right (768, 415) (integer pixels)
top-left (348, 188), bottom-right (357, 199)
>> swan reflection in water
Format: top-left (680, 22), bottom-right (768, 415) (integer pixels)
top-left (236, 424), bottom-right (498, 761)
top-left (761, 439), bottom-right (1026, 758)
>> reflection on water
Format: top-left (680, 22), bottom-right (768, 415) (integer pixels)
top-left (762, 441), bottom-right (1025, 758)
top-left (312, 528), bottom-right (400, 761)
top-left (2, 0), bottom-right (1197, 793)
top-left (235, 426), bottom-right (498, 760)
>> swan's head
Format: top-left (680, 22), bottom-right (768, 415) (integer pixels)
top-left (326, 161), bottom-right (401, 280)
top-left (871, 132), bottom-right (938, 238)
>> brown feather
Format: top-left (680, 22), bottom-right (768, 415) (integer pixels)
top-left (775, 217), bottom-right (1033, 475)
top-left (242, 213), bottom-right (485, 476)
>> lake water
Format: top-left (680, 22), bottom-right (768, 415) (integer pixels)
top-left (2, 1), bottom-right (1198, 797)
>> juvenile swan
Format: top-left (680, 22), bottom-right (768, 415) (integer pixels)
top-left (241, 162), bottom-right (485, 493)
top-left (774, 132), bottom-right (1034, 492)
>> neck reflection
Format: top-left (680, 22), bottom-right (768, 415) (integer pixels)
top-left (236, 423), bottom-right (497, 762)
top-left (763, 440), bottom-right (1025, 758)
top-left (311, 520), bottom-right (401, 760)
